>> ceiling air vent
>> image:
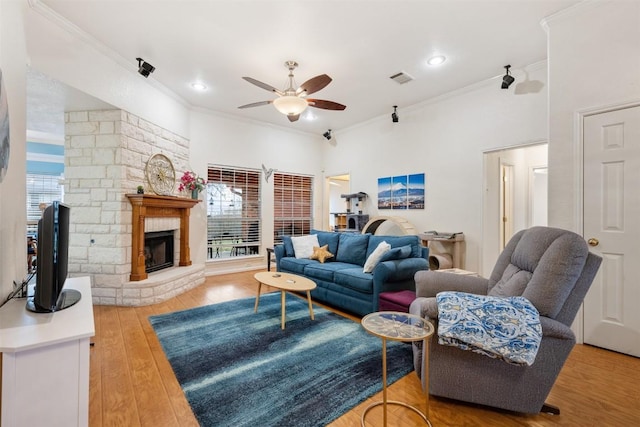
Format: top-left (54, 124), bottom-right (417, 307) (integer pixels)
top-left (389, 71), bottom-right (414, 84)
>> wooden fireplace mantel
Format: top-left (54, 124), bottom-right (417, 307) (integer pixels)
top-left (126, 194), bottom-right (200, 281)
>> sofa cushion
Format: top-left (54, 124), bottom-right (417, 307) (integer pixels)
top-left (311, 229), bottom-right (340, 257)
top-left (336, 233), bottom-right (370, 266)
top-left (367, 235), bottom-right (422, 259)
top-left (279, 257), bottom-right (315, 275)
top-left (304, 262), bottom-right (353, 282)
top-left (334, 267), bottom-right (374, 294)
top-left (380, 245), bottom-right (412, 262)
top-left (291, 234), bottom-right (320, 259)
top-left (281, 235), bottom-right (295, 257)
top-left (363, 241), bottom-right (391, 273)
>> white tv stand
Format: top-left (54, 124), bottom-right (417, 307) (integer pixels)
top-left (0, 276), bottom-right (94, 427)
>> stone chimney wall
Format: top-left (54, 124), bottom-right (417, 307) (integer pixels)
top-left (64, 109), bottom-right (204, 306)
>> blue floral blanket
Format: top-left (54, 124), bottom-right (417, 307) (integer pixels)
top-left (436, 292), bottom-right (542, 366)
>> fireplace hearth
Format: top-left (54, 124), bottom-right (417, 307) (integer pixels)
top-left (144, 230), bottom-right (174, 273)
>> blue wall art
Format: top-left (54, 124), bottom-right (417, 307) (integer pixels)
top-left (378, 173), bottom-right (425, 210)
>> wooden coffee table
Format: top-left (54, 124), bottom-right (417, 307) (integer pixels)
top-left (253, 272), bottom-right (317, 329)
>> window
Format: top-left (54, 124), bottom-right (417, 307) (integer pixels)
top-left (206, 166), bottom-right (260, 259)
top-left (26, 173), bottom-right (64, 236)
top-left (273, 173), bottom-right (313, 244)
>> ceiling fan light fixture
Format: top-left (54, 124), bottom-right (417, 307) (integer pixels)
top-left (273, 95), bottom-right (308, 116)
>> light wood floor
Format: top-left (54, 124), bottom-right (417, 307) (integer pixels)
top-left (89, 271), bottom-right (640, 426)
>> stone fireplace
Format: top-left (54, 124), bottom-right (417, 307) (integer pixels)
top-left (64, 109), bottom-right (205, 306)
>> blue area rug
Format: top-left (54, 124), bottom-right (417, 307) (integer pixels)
top-left (149, 293), bottom-right (414, 427)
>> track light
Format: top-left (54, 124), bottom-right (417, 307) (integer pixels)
top-left (136, 57), bottom-right (155, 78)
top-left (501, 65), bottom-right (514, 89)
top-left (392, 105), bottom-right (399, 123)
top-left (323, 129), bottom-right (332, 140)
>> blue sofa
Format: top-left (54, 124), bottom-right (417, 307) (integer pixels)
top-left (274, 230), bottom-right (429, 316)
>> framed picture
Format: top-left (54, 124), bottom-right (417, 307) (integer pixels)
top-left (377, 177), bottom-right (392, 209)
top-left (378, 173), bottom-right (425, 210)
top-left (407, 173), bottom-right (425, 209)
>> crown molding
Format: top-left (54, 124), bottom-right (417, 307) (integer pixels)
top-left (540, 0), bottom-right (603, 31)
top-left (27, 0), bottom-right (191, 110)
top-left (26, 129), bottom-right (64, 144)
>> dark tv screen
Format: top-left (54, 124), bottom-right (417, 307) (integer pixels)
top-left (27, 201), bottom-right (80, 313)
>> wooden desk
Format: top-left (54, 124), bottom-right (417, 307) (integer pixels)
top-left (0, 277), bottom-right (95, 427)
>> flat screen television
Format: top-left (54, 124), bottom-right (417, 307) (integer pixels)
top-left (26, 201), bottom-right (81, 313)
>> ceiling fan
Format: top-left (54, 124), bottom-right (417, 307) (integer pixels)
top-left (238, 61), bottom-right (346, 122)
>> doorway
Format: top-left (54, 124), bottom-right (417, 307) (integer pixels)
top-left (482, 143), bottom-right (548, 276)
top-left (326, 174), bottom-right (350, 231)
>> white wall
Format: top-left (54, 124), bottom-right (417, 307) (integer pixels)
top-left (322, 64), bottom-right (548, 273)
top-left (546, 1), bottom-right (640, 231)
top-left (0, 0), bottom-right (27, 298)
top-left (189, 110), bottom-right (323, 273)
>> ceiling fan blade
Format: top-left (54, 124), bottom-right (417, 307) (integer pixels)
top-left (297, 74), bottom-right (332, 96)
top-left (307, 99), bottom-right (347, 111)
top-left (242, 77), bottom-right (284, 96)
top-left (238, 100), bottom-right (272, 109)
top-left (287, 114), bottom-right (300, 122)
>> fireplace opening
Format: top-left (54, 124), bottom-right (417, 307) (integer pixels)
top-left (144, 230), bottom-right (174, 273)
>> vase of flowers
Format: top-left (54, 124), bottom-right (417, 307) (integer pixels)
top-left (178, 170), bottom-right (206, 199)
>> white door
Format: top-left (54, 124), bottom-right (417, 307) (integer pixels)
top-left (583, 105), bottom-right (640, 357)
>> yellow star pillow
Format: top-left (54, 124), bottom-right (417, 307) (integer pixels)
top-left (310, 244), bottom-right (334, 263)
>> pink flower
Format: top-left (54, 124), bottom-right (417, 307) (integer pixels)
top-left (178, 171), bottom-right (207, 192)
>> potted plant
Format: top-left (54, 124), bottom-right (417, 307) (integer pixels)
top-left (137, 185), bottom-right (144, 194)
top-left (178, 170), bottom-right (207, 199)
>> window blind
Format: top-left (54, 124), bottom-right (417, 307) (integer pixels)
top-left (273, 172), bottom-right (313, 243)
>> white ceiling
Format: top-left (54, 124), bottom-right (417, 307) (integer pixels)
top-left (31, 0), bottom-right (581, 136)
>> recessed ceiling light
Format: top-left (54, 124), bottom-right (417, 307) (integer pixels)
top-left (191, 82), bottom-right (207, 91)
top-left (427, 55), bottom-right (446, 66)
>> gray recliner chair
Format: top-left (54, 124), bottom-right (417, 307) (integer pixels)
top-left (409, 226), bottom-right (602, 414)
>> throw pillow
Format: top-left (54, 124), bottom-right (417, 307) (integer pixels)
top-left (291, 234), bottom-right (320, 259)
top-left (363, 241), bottom-right (391, 273)
top-left (380, 245), bottom-right (412, 262)
top-left (281, 235), bottom-right (295, 257)
top-left (336, 233), bottom-right (371, 266)
top-left (311, 229), bottom-right (340, 256)
top-left (310, 245), bottom-right (334, 263)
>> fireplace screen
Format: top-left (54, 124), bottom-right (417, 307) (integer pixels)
top-left (144, 230), bottom-right (174, 273)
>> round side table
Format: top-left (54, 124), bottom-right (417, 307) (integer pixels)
top-left (361, 311), bottom-right (434, 427)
